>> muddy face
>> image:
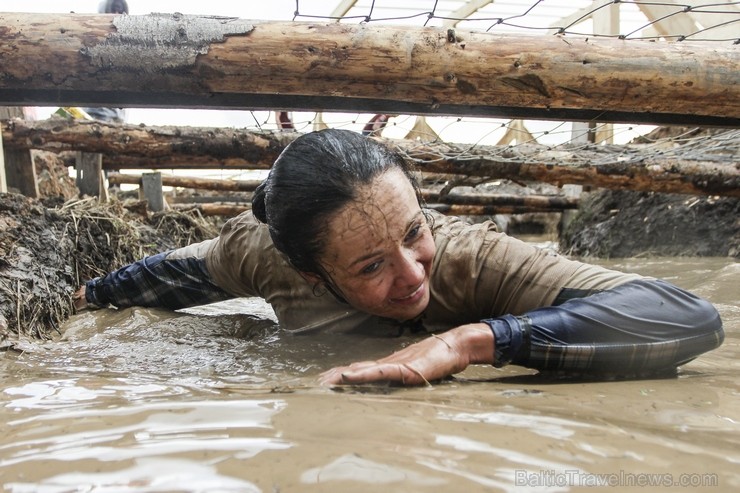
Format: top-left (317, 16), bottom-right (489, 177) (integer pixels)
top-left (316, 169), bottom-right (435, 321)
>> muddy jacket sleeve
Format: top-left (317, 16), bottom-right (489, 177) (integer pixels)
top-left (83, 212), bottom-right (284, 310)
top-left (84, 247), bottom-right (233, 310)
top-left (483, 278), bottom-right (724, 374)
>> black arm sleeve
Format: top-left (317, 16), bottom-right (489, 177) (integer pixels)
top-left (85, 252), bottom-right (233, 310)
top-left (483, 279), bottom-right (724, 375)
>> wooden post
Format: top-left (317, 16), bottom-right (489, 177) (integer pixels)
top-left (0, 107), bottom-right (38, 197)
top-left (140, 172), bottom-right (164, 212)
top-left (2, 148), bottom-right (38, 197)
top-left (592, 0), bottom-right (619, 144)
top-left (571, 122), bottom-right (592, 144)
top-left (75, 152), bottom-right (104, 198)
top-left (559, 184), bottom-right (584, 233)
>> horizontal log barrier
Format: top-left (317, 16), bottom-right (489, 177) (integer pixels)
top-left (4, 119), bottom-right (737, 197)
top-left (0, 13), bottom-right (738, 126)
top-left (170, 203), bottom-right (249, 217)
top-left (421, 190), bottom-right (579, 209)
top-left (169, 202), bottom-right (569, 217)
top-left (112, 172), bottom-right (578, 211)
top-left (108, 172), bottom-right (263, 192)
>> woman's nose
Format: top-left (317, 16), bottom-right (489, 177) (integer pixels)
top-left (393, 248), bottom-right (424, 286)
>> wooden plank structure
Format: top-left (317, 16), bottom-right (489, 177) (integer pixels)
top-left (0, 13), bottom-right (737, 126)
top-left (109, 171), bottom-right (581, 216)
top-left (3, 119), bottom-right (738, 197)
top-left (0, 4), bottom-right (737, 206)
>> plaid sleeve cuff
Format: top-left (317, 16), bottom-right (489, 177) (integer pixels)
top-left (84, 278), bottom-right (107, 308)
top-left (483, 315), bottom-right (530, 368)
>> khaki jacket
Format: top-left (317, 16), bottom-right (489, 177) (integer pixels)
top-left (185, 211), bottom-right (641, 334)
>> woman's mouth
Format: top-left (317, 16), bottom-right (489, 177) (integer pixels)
top-left (391, 282), bottom-right (425, 305)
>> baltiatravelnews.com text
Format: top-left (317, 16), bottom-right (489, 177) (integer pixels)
top-left (515, 469), bottom-right (719, 488)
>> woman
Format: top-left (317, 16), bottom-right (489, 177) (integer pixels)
top-left (76, 129), bottom-right (724, 385)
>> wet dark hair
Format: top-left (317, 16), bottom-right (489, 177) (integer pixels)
top-left (252, 128), bottom-right (421, 276)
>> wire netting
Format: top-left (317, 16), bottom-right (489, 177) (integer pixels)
top-left (292, 0), bottom-right (740, 43)
top-left (115, 1), bottom-right (739, 192)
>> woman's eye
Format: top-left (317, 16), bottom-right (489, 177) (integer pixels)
top-left (361, 262), bottom-right (381, 275)
top-left (405, 224), bottom-right (421, 242)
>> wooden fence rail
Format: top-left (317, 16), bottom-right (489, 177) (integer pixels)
top-left (3, 118), bottom-right (738, 198)
top-left (1, 13), bottom-right (738, 126)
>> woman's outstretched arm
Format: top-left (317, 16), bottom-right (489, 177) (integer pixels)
top-left (321, 279), bottom-right (724, 385)
top-left (75, 250), bottom-right (232, 311)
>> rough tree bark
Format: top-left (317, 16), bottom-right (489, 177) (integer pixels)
top-left (110, 172), bottom-right (579, 212)
top-left (0, 13), bottom-right (737, 126)
top-left (109, 173), bottom-right (264, 192)
top-left (169, 202), bottom-right (571, 217)
top-left (3, 118), bottom-right (737, 197)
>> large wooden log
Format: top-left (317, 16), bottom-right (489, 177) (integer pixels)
top-left (168, 202), bottom-right (566, 217)
top-left (110, 172), bottom-right (578, 210)
top-left (402, 140), bottom-right (740, 197)
top-left (3, 118), bottom-right (737, 197)
top-left (2, 118), bottom-right (292, 169)
top-left (109, 172), bottom-right (263, 192)
top-left (421, 190), bottom-right (579, 209)
top-left (0, 13), bottom-right (738, 126)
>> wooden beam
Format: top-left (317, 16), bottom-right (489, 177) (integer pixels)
top-left (75, 152), bottom-right (103, 198)
top-left (426, 203), bottom-right (567, 215)
top-left (3, 118), bottom-right (737, 197)
top-left (2, 118), bottom-right (295, 170)
top-left (404, 116), bottom-right (441, 142)
top-left (635, 0), bottom-right (740, 41)
top-left (110, 171), bottom-right (578, 210)
top-left (0, 13), bottom-right (737, 126)
top-left (592, 0), bottom-right (619, 144)
top-left (497, 119), bottom-right (535, 145)
top-left (109, 172), bottom-right (263, 192)
top-left (421, 190), bottom-right (579, 209)
top-left (0, 108), bottom-right (38, 197)
top-left (683, 1), bottom-right (740, 40)
top-left (442, 0), bottom-right (495, 27)
top-left (636, 2), bottom-right (700, 39)
top-left (140, 172), bottom-right (164, 212)
top-left (328, 0), bottom-right (358, 19)
top-left (170, 203), bottom-right (249, 217)
top-left (1, 149), bottom-right (37, 198)
top-left (169, 202), bottom-right (571, 217)
top-left (549, 4), bottom-right (594, 34)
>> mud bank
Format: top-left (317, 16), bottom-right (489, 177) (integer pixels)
top-left (560, 190), bottom-right (740, 258)
top-left (0, 193), bottom-right (217, 345)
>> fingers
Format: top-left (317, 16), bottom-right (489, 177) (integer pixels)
top-left (320, 362), bottom-right (428, 386)
top-left (72, 285), bottom-right (88, 311)
top-left (319, 360), bottom-right (378, 386)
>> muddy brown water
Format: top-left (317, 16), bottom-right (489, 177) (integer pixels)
top-left (0, 257), bottom-right (737, 492)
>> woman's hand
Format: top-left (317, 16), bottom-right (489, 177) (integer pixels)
top-left (72, 285), bottom-right (92, 311)
top-left (319, 323), bottom-right (494, 386)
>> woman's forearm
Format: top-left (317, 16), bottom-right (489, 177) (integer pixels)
top-left (483, 279), bottom-right (723, 375)
top-left (84, 251), bottom-right (232, 310)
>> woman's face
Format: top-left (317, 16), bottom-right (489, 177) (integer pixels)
top-left (317, 169), bottom-right (435, 321)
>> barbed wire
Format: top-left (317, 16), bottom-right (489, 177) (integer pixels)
top-left (293, 0), bottom-right (740, 44)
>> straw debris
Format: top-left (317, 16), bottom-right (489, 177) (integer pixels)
top-left (0, 193), bottom-right (218, 347)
